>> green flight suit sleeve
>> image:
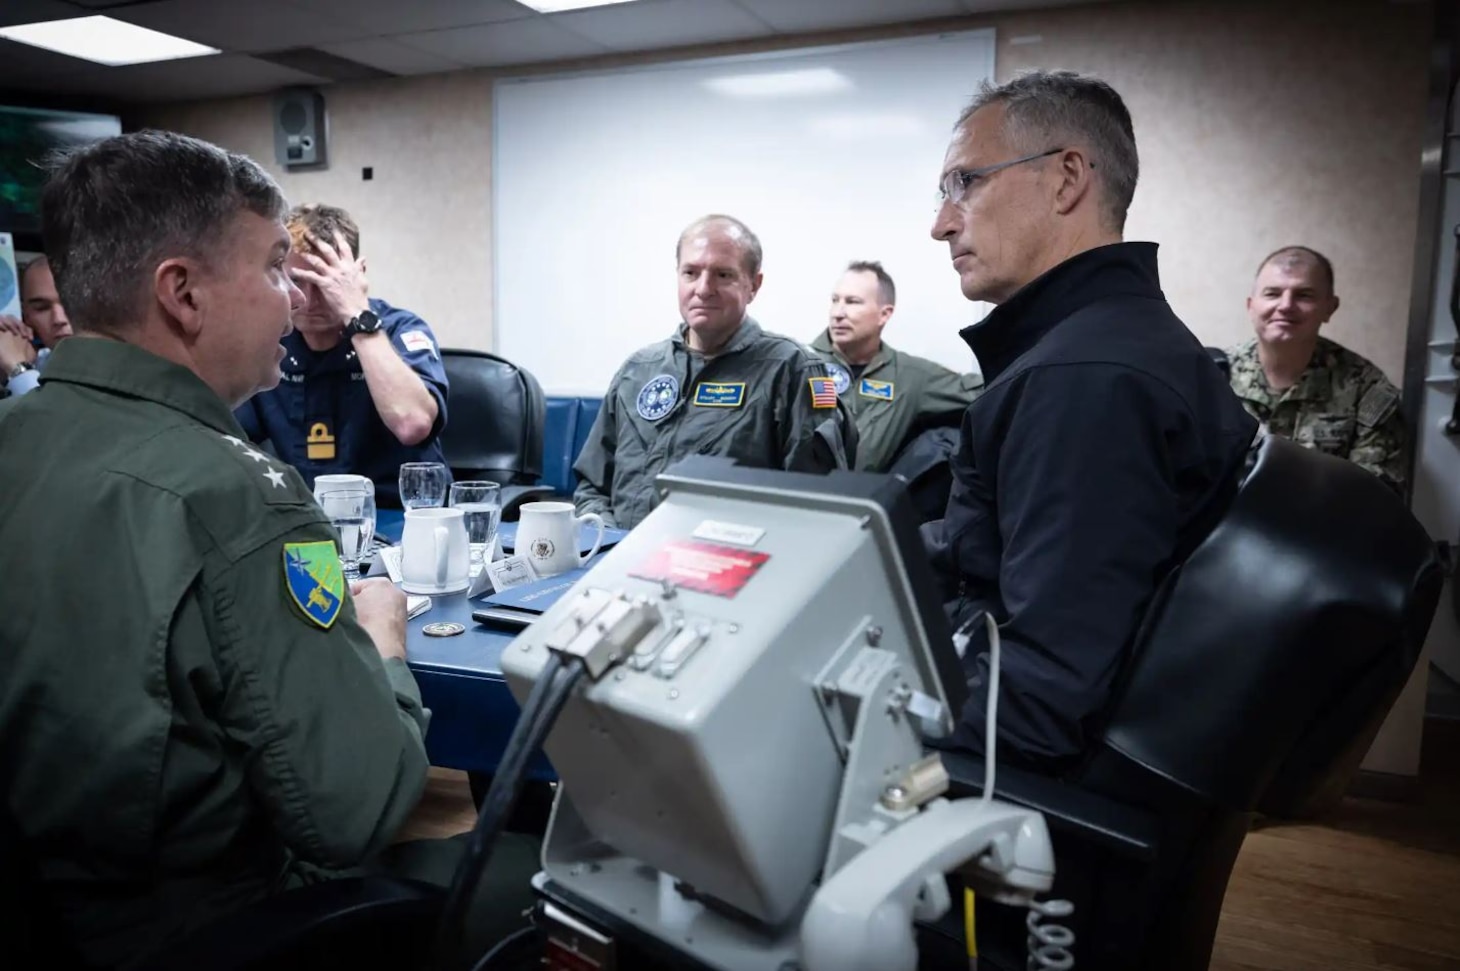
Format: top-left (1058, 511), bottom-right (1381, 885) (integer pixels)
top-left (779, 358), bottom-right (854, 473)
top-left (203, 522), bottom-right (429, 869)
top-left (1349, 376), bottom-right (1408, 494)
top-left (919, 366), bottom-right (982, 422)
top-left (573, 373), bottom-right (621, 528)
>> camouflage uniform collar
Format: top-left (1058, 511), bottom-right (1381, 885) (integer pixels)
top-left (810, 329), bottom-right (892, 374)
top-left (1233, 335), bottom-right (1338, 404)
top-left (40, 336), bottom-right (246, 436)
top-left (1284, 338), bottom-right (1340, 402)
top-left (674, 317), bottom-right (762, 357)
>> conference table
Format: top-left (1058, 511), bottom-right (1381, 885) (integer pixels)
top-left (375, 509), bottom-right (622, 780)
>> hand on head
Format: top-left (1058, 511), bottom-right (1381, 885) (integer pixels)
top-left (289, 231), bottom-right (371, 327)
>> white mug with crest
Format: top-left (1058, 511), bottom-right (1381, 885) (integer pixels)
top-left (516, 501), bottom-right (605, 578)
top-left (400, 507), bottom-right (471, 595)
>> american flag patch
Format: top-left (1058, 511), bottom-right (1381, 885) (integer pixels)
top-left (808, 376), bottom-right (838, 409)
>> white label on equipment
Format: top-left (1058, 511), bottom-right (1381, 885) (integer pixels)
top-left (692, 520), bottom-right (765, 547)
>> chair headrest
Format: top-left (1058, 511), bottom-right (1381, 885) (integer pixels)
top-left (1094, 435), bottom-right (1440, 809)
top-left (439, 350), bottom-right (545, 483)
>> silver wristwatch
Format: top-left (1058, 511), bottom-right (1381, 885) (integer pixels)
top-left (7, 360), bottom-right (35, 379)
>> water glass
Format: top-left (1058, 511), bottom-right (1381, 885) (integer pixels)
top-left (318, 487), bottom-right (375, 580)
top-left (399, 462), bottom-right (449, 510)
top-left (450, 480), bottom-right (502, 575)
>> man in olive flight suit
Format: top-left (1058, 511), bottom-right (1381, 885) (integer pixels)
top-left (574, 214), bottom-right (856, 529)
top-left (1226, 245), bottom-right (1407, 493)
top-left (811, 260), bottom-right (982, 472)
top-left (0, 131), bottom-right (533, 969)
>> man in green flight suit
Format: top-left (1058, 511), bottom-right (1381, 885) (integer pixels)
top-left (574, 214), bottom-right (856, 529)
top-left (810, 260), bottom-right (982, 472)
top-left (1226, 245), bottom-right (1408, 494)
top-left (0, 131), bottom-right (532, 969)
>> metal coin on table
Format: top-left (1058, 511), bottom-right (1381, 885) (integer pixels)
top-left (422, 621), bottom-right (466, 638)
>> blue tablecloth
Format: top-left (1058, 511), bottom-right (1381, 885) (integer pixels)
top-left (406, 588), bottom-right (555, 780)
top-left (375, 508), bottom-right (626, 778)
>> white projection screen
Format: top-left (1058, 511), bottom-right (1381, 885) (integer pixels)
top-left (493, 29), bottom-right (996, 394)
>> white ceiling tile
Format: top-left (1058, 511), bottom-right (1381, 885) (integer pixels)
top-left (111, 0), bottom-right (374, 54)
top-left (553, 0), bottom-right (772, 51)
top-left (45, 53), bottom-right (327, 102)
top-left (290, 0), bottom-right (534, 35)
top-left (318, 36), bottom-right (466, 76)
top-left (730, 0), bottom-right (964, 33)
top-left (395, 17), bottom-right (608, 68)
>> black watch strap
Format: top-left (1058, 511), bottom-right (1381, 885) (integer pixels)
top-left (345, 309), bottom-right (382, 336)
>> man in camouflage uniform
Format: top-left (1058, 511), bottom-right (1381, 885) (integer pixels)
top-left (810, 260), bottom-right (981, 472)
top-left (1226, 245), bottom-right (1407, 493)
top-left (574, 214), bottom-right (855, 529)
top-left (0, 131), bottom-right (533, 969)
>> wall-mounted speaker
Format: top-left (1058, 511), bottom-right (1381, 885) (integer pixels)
top-left (272, 87), bottom-right (327, 169)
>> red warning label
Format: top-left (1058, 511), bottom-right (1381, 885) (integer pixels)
top-left (630, 540), bottom-right (771, 598)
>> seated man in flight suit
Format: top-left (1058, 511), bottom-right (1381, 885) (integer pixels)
top-left (235, 204), bottom-right (449, 506)
top-left (0, 131), bottom-right (532, 970)
top-left (574, 214), bottom-right (856, 529)
top-left (811, 259), bottom-right (982, 472)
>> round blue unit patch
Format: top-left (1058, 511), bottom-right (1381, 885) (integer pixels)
top-left (826, 361), bottom-right (851, 396)
top-left (637, 374), bottom-right (679, 421)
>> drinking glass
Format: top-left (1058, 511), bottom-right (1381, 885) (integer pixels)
top-left (318, 487), bottom-right (375, 580)
top-left (450, 480), bottom-right (502, 575)
top-left (399, 462), bottom-right (449, 510)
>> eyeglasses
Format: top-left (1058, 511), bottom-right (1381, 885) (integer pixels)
top-left (935, 148), bottom-right (1065, 209)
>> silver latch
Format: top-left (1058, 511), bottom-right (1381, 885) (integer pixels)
top-left (878, 753), bottom-right (950, 812)
top-left (551, 589), bottom-right (661, 680)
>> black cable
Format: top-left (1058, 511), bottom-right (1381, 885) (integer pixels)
top-left (434, 652), bottom-right (586, 969)
top-left (468, 923), bottom-right (539, 971)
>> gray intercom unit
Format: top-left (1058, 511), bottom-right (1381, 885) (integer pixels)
top-left (272, 87), bottom-right (327, 169)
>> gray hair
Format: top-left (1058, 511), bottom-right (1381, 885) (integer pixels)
top-left (675, 214), bottom-right (763, 278)
top-left (845, 260), bottom-right (896, 305)
top-left (41, 129), bottom-right (287, 334)
top-left (957, 70), bottom-right (1139, 233)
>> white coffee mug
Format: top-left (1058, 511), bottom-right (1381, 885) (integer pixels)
top-left (313, 473), bottom-right (373, 502)
top-left (516, 501), bottom-right (605, 578)
top-left (400, 507), bottom-right (471, 595)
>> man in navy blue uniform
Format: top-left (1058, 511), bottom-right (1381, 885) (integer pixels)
top-left (235, 204), bottom-right (448, 506)
top-left (925, 71), bottom-right (1257, 772)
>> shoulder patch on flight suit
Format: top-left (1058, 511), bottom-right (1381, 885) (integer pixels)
top-left (859, 378), bottom-right (895, 401)
top-left (1357, 383), bottom-right (1399, 428)
top-left (825, 361), bottom-right (851, 395)
top-left (693, 382), bottom-right (746, 408)
top-left (637, 374), bottom-right (679, 421)
top-left (808, 376), bottom-right (838, 409)
top-left (283, 541), bottom-right (346, 629)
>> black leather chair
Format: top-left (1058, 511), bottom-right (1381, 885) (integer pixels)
top-left (439, 349), bottom-right (554, 520)
top-left (925, 435), bottom-right (1441, 970)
